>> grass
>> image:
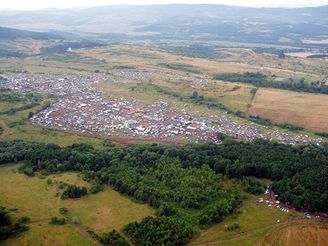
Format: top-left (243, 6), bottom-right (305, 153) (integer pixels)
top-left (0, 163), bottom-right (154, 245)
top-left (2, 223), bottom-right (92, 246)
top-left (0, 99), bottom-right (106, 148)
top-left (189, 195), bottom-right (290, 246)
top-left (62, 186), bottom-right (154, 234)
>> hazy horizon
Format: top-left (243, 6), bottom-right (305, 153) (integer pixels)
top-left (0, 0), bottom-right (327, 11)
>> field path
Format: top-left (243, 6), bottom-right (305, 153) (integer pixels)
top-left (67, 221), bottom-right (103, 246)
top-left (0, 120), bottom-right (12, 137)
top-left (191, 223), bottom-right (277, 246)
top-left (26, 217), bottom-right (103, 245)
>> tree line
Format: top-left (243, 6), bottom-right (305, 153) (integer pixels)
top-left (1, 139), bottom-right (328, 244)
top-left (214, 72), bottom-right (328, 94)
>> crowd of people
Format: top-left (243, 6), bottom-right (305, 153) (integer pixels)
top-left (2, 72), bottom-right (323, 145)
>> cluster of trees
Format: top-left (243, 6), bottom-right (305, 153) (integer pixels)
top-left (89, 183), bottom-right (103, 194)
top-left (158, 63), bottom-right (201, 74)
top-left (124, 216), bottom-right (195, 246)
top-left (86, 228), bottom-right (129, 246)
top-left (1, 138), bottom-right (328, 243)
top-left (224, 222), bottom-right (240, 231)
top-left (61, 185), bottom-right (87, 199)
top-left (0, 207), bottom-right (29, 240)
top-left (253, 47), bottom-right (289, 58)
top-left (315, 132), bottom-right (328, 138)
top-left (99, 230), bottom-right (129, 246)
top-left (214, 72), bottom-right (328, 94)
top-left (239, 178), bottom-right (266, 195)
top-left (199, 190), bottom-right (240, 225)
top-left (49, 217), bottom-right (66, 225)
top-left (249, 116), bottom-right (304, 132)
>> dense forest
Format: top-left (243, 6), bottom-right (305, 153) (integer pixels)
top-left (1, 139), bottom-right (328, 244)
top-left (214, 72), bottom-right (328, 94)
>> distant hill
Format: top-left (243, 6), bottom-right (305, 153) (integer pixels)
top-left (0, 26), bottom-right (63, 58)
top-left (0, 26), bottom-right (62, 40)
top-left (0, 5), bottom-right (328, 45)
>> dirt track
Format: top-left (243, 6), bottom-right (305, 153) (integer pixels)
top-left (263, 220), bottom-right (328, 246)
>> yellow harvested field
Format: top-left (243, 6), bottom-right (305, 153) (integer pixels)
top-left (250, 88), bottom-right (328, 132)
top-left (263, 220), bottom-right (328, 246)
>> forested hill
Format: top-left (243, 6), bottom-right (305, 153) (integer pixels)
top-left (1, 139), bottom-right (327, 212)
top-left (0, 26), bottom-right (61, 40)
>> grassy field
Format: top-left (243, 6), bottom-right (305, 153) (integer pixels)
top-left (250, 88), bottom-right (328, 133)
top-left (0, 99), bottom-right (107, 148)
top-left (0, 164), bottom-right (154, 246)
top-left (189, 195), bottom-right (291, 246)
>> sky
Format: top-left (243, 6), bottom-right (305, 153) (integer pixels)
top-left (0, 0), bottom-right (327, 10)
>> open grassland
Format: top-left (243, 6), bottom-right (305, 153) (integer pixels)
top-left (0, 43), bottom-right (325, 81)
top-left (0, 164), bottom-right (154, 246)
top-left (80, 45), bottom-right (326, 81)
top-left (79, 45), bottom-right (270, 75)
top-left (221, 48), bottom-right (327, 80)
top-left (0, 39), bottom-right (50, 56)
top-left (0, 53), bottom-right (104, 74)
top-left (2, 223), bottom-right (92, 246)
top-left (263, 220), bottom-right (328, 246)
top-left (250, 88), bottom-right (328, 132)
top-left (189, 196), bottom-right (290, 246)
top-left (62, 186), bottom-right (154, 234)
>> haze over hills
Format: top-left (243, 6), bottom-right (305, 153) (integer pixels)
top-left (0, 26), bottom-right (62, 40)
top-left (0, 4), bottom-right (328, 44)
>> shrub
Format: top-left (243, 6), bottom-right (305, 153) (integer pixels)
top-left (59, 207), bottom-right (68, 215)
top-left (71, 216), bottom-right (80, 225)
top-left (18, 216), bottom-right (30, 224)
top-left (224, 222), bottom-right (240, 231)
top-left (100, 230), bottom-right (129, 246)
top-left (49, 217), bottom-right (66, 225)
top-left (61, 185), bottom-right (87, 199)
top-left (90, 183), bottom-right (103, 194)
